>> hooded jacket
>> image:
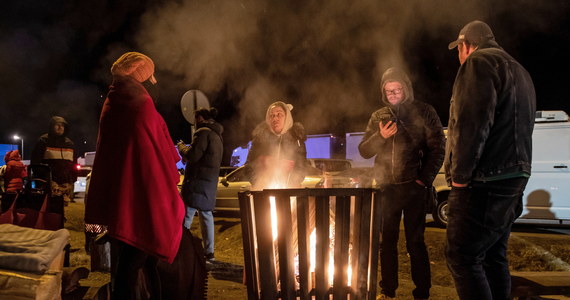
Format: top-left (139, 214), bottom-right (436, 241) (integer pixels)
top-left (245, 101), bottom-right (308, 189)
top-left (4, 150), bottom-right (27, 193)
top-left (31, 116), bottom-right (76, 185)
top-left (85, 75), bottom-right (184, 263)
top-left (359, 68), bottom-right (445, 186)
top-left (179, 119), bottom-right (224, 211)
top-left (444, 40), bottom-right (536, 184)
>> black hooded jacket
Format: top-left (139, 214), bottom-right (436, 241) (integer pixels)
top-left (359, 68), bottom-right (445, 186)
top-left (179, 119), bottom-right (224, 210)
top-left (444, 40), bottom-right (536, 184)
top-left (31, 116), bottom-right (76, 185)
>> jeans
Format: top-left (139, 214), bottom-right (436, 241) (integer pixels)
top-left (184, 206), bottom-right (215, 255)
top-left (445, 177), bottom-right (528, 300)
top-left (379, 181), bottom-right (431, 298)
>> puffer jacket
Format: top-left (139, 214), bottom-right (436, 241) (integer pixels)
top-left (359, 68), bottom-right (445, 186)
top-left (444, 40), bottom-right (536, 184)
top-left (180, 119), bottom-right (224, 211)
top-left (4, 150), bottom-right (27, 193)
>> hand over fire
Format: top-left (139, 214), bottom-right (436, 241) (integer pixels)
top-left (176, 140), bottom-right (186, 153)
top-left (379, 120), bottom-right (397, 139)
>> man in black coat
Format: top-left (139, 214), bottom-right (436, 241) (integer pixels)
top-left (178, 107), bottom-right (224, 261)
top-left (359, 67), bottom-right (445, 300)
top-left (445, 20), bottom-right (536, 300)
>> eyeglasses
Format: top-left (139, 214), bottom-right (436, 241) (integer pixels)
top-left (384, 88), bottom-right (403, 96)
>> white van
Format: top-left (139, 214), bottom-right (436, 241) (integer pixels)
top-left (432, 111), bottom-right (570, 227)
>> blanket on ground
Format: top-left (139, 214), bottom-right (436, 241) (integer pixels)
top-left (0, 224), bottom-right (69, 274)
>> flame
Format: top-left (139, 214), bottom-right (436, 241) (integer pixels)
top-left (269, 196), bottom-right (278, 241)
top-left (308, 227), bottom-right (352, 286)
top-left (269, 189), bottom-right (353, 288)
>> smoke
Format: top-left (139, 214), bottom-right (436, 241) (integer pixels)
top-left (129, 0), bottom-right (570, 147)
top-left (2, 0), bottom-right (569, 157)
top-left (136, 0), bottom-right (529, 136)
top-left (135, 0), bottom-right (414, 137)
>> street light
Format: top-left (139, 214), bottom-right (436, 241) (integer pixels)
top-left (13, 135), bottom-right (24, 160)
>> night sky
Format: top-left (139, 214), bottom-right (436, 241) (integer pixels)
top-left (2, 0), bottom-right (569, 164)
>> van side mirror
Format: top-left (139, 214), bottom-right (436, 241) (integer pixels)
top-left (221, 178), bottom-right (229, 187)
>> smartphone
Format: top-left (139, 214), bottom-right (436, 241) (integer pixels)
top-left (381, 117), bottom-right (397, 126)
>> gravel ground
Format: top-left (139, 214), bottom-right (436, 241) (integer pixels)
top-left (65, 198), bottom-right (570, 299)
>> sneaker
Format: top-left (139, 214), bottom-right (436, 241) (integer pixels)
top-left (205, 252), bottom-right (215, 261)
top-left (378, 294), bottom-right (395, 300)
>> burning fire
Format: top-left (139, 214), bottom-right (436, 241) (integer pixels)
top-left (268, 187), bottom-right (353, 287)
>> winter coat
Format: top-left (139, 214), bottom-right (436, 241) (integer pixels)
top-left (444, 40), bottom-right (536, 184)
top-left (359, 68), bottom-right (445, 186)
top-left (179, 120), bottom-right (224, 211)
top-left (4, 150), bottom-right (27, 193)
top-left (85, 75), bottom-right (184, 263)
top-left (31, 116), bottom-right (76, 185)
top-left (245, 122), bottom-right (308, 189)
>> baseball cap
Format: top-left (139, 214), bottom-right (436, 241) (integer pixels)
top-left (448, 20), bottom-right (495, 50)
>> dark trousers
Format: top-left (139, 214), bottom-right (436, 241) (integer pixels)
top-left (445, 177), bottom-right (528, 300)
top-left (110, 238), bottom-right (161, 300)
top-left (379, 181), bottom-right (431, 298)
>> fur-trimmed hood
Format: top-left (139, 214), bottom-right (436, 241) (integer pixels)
top-left (265, 101), bottom-right (294, 136)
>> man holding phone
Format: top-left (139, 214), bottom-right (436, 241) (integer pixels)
top-left (359, 67), bottom-right (445, 300)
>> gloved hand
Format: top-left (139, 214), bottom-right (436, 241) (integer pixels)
top-left (177, 140), bottom-right (186, 153)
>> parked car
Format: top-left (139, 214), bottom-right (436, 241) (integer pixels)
top-left (219, 166), bottom-right (238, 177)
top-left (215, 163), bottom-right (362, 211)
top-left (336, 167), bottom-right (375, 188)
top-left (308, 158), bottom-right (352, 174)
top-left (432, 110), bottom-right (570, 227)
top-left (74, 165), bottom-right (92, 197)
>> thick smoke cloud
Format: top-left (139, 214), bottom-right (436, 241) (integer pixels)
top-left (136, 0), bottom-right (416, 137)
top-left (1, 0), bottom-right (569, 161)
top-left (132, 0), bottom-right (493, 139)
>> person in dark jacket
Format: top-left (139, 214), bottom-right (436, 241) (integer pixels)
top-left (177, 107), bottom-right (224, 261)
top-left (245, 101), bottom-right (308, 190)
top-left (359, 67), bottom-right (445, 300)
top-left (31, 116), bottom-right (76, 205)
top-left (445, 20), bottom-right (536, 300)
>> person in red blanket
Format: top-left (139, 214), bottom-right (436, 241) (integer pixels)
top-left (85, 52), bottom-right (186, 299)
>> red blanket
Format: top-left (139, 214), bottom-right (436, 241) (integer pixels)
top-left (85, 76), bottom-right (184, 263)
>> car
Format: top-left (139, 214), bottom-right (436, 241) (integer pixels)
top-left (177, 166), bottom-right (239, 192)
top-left (74, 165), bottom-right (92, 197)
top-left (308, 158), bottom-right (352, 174)
top-left (219, 166), bottom-right (238, 177)
top-left (215, 164), bottom-right (362, 211)
top-left (335, 167), bottom-right (375, 188)
top-left (432, 110), bottom-right (570, 227)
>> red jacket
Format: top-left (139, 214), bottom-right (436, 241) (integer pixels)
top-left (85, 76), bottom-right (184, 263)
top-left (4, 150), bottom-right (27, 193)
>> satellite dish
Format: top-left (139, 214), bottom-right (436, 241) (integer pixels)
top-left (180, 89), bottom-right (210, 124)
